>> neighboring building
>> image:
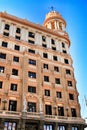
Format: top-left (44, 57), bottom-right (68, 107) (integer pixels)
top-left (0, 10), bottom-right (86, 130)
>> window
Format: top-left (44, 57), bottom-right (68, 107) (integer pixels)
top-left (56, 92), bottom-right (62, 98)
top-left (3, 32), bottom-right (9, 36)
top-left (63, 50), bottom-right (67, 54)
top-left (27, 102), bottom-right (36, 112)
top-left (10, 83), bottom-right (17, 91)
top-left (2, 41), bottom-right (8, 47)
top-left (0, 81), bottom-right (3, 89)
top-left (28, 32), bottom-right (35, 38)
top-left (12, 69), bottom-right (18, 76)
top-left (64, 59), bottom-right (69, 64)
top-left (69, 94), bottom-right (74, 100)
top-left (15, 35), bottom-right (20, 40)
top-left (42, 44), bottom-right (47, 48)
top-left (0, 66), bottom-right (5, 73)
top-left (44, 76), bottom-right (49, 82)
top-left (51, 39), bottom-right (55, 45)
top-left (4, 122), bottom-right (17, 130)
top-left (55, 78), bottom-right (60, 84)
top-left (28, 86), bottom-right (36, 93)
top-left (0, 53), bottom-right (6, 59)
top-left (52, 47), bottom-right (56, 50)
top-left (58, 106), bottom-right (64, 116)
top-left (16, 27), bottom-right (21, 34)
top-left (62, 42), bottom-right (65, 48)
top-left (71, 108), bottom-right (77, 117)
top-left (28, 40), bottom-right (35, 44)
top-left (13, 56), bottom-right (19, 62)
top-left (72, 126), bottom-right (78, 130)
top-left (44, 125), bottom-right (53, 130)
top-left (42, 36), bottom-right (46, 42)
top-left (45, 105), bottom-right (52, 115)
top-left (68, 81), bottom-right (72, 87)
top-left (14, 45), bottom-right (20, 51)
top-left (43, 64), bottom-right (48, 69)
top-left (28, 71), bottom-right (36, 78)
top-left (9, 100), bottom-right (17, 111)
top-left (28, 49), bottom-right (35, 54)
top-left (54, 66), bottom-right (59, 72)
top-left (43, 53), bottom-right (48, 58)
top-left (66, 69), bottom-right (71, 75)
top-left (4, 24), bottom-right (10, 30)
top-left (53, 56), bottom-right (57, 61)
top-left (28, 59), bottom-right (36, 65)
top-left (45, 90), bottom-right (50, 96)
top-left (58, 126), bottom-right (66, 130)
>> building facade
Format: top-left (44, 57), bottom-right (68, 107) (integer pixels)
top-left (0, 10), bottom-right (86, 130)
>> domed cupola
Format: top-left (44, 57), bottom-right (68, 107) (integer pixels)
top-left (43, 10), bottom-right (66, 31)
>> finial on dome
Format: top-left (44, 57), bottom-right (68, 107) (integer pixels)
top-left (50, 6), bottom-right (55, 12)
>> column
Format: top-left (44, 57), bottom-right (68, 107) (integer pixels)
top-left (0, 119), bottom-right (4, 130)
top-left (35, 32), bottom-right (41, 45)
top-left (38, 120), bottom-right (44, 130)
top-left (54, 122), bottom-right (58, 130)
top-left (0, 21), bottom-right (5, 34)
top-left (67, 124), bottom-right (71, 130)
top-left (21, 28), bottom-right (28, 41)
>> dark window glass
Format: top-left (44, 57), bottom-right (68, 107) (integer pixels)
top-left (43, 53), bottom-right (48, 58)
top-left (0, 53), bottom-right (6, 59)
top-left (28, 72), bottom-right (36, 78)
top-left (10, 83), bottom-right (17, 91)
top-left (71, 108), bottom-right (77, 117)
top-left (44, 64), bottom-right (48, 69)
top-left (69, 94), bottom-right (74, 100)
top-left (14, 45), bottom-right (20, 51)
top-left (66, 69), bottom-right (71, 75)
top-left (2, 41), bottom-right (8, 47)
top-left (51, 39), bottom-right (55, 45)
top-left (29, 59), bottom-right (36, 65)
top-left (15, 35), bottom-right (20, 40)
top-left (63, 50), bottom-right (67, 54)
top-left (13, 56), bottom-right (19, 62)
top-left (3, 32), bottom-right (9, 36)
top-left (28, 86), bottom-right (36, 93)
top-left (42, 36), bottom-right (46, 42)
top-left (0, 66), bottom-right (4, 73)
top-left (28, 40), bottom-right (35, 44)
top-left (68, 81), bottom-right (72, 86)
top-left (42, 44), bottom-right (47, 48)
top-left (28, 32), bottom-right (35, 38)
top-left (64, 59), bottom-right (69, 64)
top-left (55, 78), bottom-right (60, 84)
top-left (44, 76), bottom-right (49, 82)
top-left (4, 24), bottom-right (10, 30)
top-left (0, 81), bottom-right (3, 89)
top-left (27, 102), bottom-right (36, 112)
top-left (45, 90), bottom-right (50, 96)
top-left (56, 92), bottom-right (62, 98)
top-left (28, 49), bottom-right (35, 54)
top-left (62, 42), bottom-right (65, 48)
top-left (12, 69), bottom-right (18, 76)
top-left (16, 28), bottom-right (21, 34)
top-left (54, 66), bottom-right (59, 72)
top-left (52, 47), bottom-right (56, 50)
top-left (58, 106), bottom-right (64, 116)
top-left (45, 105), bottom-right (52, 115)
top-left (9, 100), bottom-right (17, 111)
top-left (53, 56), bottom-right (57, 61)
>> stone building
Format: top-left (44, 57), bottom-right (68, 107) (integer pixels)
top-left (0, 10), bottom-right (86, 130)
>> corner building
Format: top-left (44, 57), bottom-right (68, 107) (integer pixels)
top-left (0, 10), bottom-right (86, 130)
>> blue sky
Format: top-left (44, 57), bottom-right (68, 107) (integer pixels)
top-left (0, 0), bottom-right (87, 120)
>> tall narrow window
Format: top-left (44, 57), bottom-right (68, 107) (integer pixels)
top-left (51, 39), bottom-right (55, 45)
top-left (42, 36), bottom-right (46, 42)
top-left (53, 56), bottom-right (57, 61)
top-left (0, 66), bottom-right (5, 73)
top-left (10, 84), bottom-right (17, 91)
top-left (0, 81), bottom-right (3, 89)
top-left (4, 24), bottom-right (10, 30)
top-left (27, 102), bottom-right (36, 112)
top-left (71, 108), bottom-right (77, 117)
top-left (54, 66), bottom-right (59, 72)
top-left (9, 100), bottom-right (17, 111)
top-left (43, 64), bottom-right (48, 69)
top-left (55, 78), bottom-right (60, 84)
top-left (58, 106), bottom-right (64, 116)
top-left (56, 92), bottom-right (62, 98)
top-left (45, 90), bottom-right (50, 96)
top-left (45, 105), bottom-right (52, 115)
top-left (44, 76), bottom-right (49, 82)
top-left (64, 59), bottom-right (69, 64)
top-left (16, 28), bottom-right (21, 34)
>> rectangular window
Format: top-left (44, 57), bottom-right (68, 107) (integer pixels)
top-left (44, 125), bottom-right (53, 130)
top-left (62, 42), bottom-right (65, 48)
top-left (4, 24), bottom-right (10, 30)
top-left (45, 105), bottom-right (52, 115)
top-left (58, 126), bottom-right (66, 130)
top-left (72, 127), bottom-right (78, 130)
top-left (42, 36), bottom-right (46, 42)
top-left (3, 32), bottom-right (9, 36)
top-left (64, 59), bottom-right (69, 64)
top-left (56, 92), bottom-right (62, 98)
top-left (12, 69), bottom-right (18, 76)
top-left (0, 53), bottom-right (6, 59)
top-left (71, 108), bottom-right (77, 117)
top-left (15, 35), bottom-right (20, 40)
top-left (4, 122), bottom-right (17, 130)
top-left (0, 81), bottom-right (3, 89)
top-left (63, 50), bottom-right (67, 54)
top-left (53, 56), bottom-right (57, 61)
top-left (54, 66), bottom-right (59, 72)
top-left (13, 56), bottom-right (19, 62)
top-left (66, 69), bottom-right (71, 75)
top-left (51, 39), bottom-right (55, 45)
top-left (10, 83), bottom-right (17, 91)
top-left (28, 59), bottom-right (36, 65)
top-left (55, 78), bottom-right (60, 84)
top-left (52, 47), bottom-right (56, 50)
top-left (0, 66), bottom-right (5, 73)
top-left (58, 106), bottom-right (64, 116)
top-left (68, 81), bottom-right (72, 87)
top-left (14, 45), bottom-right (20, 51)
top-left (69, 94), bottom-right (74, 100)
top-left (2, 41), bottom-right (8, 47)
top-left (44, 76), bottom-right (49, 82)
top-left (27, 102), bottom-right (36, 112)
top-left (42, 44), bottom-right (47, 48)
top-left (28, 40), bottom-right (35, 44)
top-left (9, 100), bottom-right (17, 111)
top-left (28, 86), bottom-right (36, 93)
top-left (16, 27), bottom-right (21, 34)
top-left (28, 71), bottom-right (36, 78)
top-left (45, 90), bottom-right (50, 96)
top-left (28, 32), bottom-right (35, 38)
top-left (28, 49), bottom-right (35, 54)
top-left (43, 53), bottom-right (48, 58)
top-left (43, 64), bottom-right (48, 69)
